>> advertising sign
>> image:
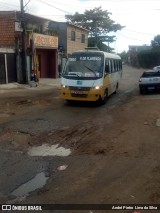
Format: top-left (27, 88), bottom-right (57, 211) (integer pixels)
top-left (33, 33), bottom-right (58, 48)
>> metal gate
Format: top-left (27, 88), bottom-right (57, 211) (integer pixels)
top-left (0, 53), bottom-right (5, 84)
top-left (7, 53), bottom-right (17, 83)
top-left (0, 53), bottom-right (17, 84)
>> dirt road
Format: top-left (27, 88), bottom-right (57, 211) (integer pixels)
top-left (0, 65), bottom-right (160, 213)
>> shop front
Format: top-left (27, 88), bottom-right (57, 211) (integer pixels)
top-left (31, 33), bottom-right (58, 79)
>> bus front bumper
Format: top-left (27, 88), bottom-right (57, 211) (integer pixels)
top-left (61, 87), bottom-right (103, 102)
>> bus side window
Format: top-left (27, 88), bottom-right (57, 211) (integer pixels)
top-left (114, 60), bottom-right (118, 72)
top-left (120, 61), bottom-right (122, 70)
top-left (117, 60), bottom-right (119, 71)
top-left (118, 60), bottom-right (122, 70)
top-left (105, 59), bottom-right (110, 74)
top-left (110, 60), bottom-right (114, 73)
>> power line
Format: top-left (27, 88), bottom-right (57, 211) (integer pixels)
top-left (24, 0), bottom-right (29, 12)
top-left (116, 32), bottom-right (151, 43)
top-left (122, 29), bottom-right (155, 36)
top-left (37, 14), bottom-right (65, 17)
top-left (24, 0), bottom-right (32, 8)
top-left (0, 0), bottom-right (19, 10)
top-left (44, 0), bottom-right (80, 11)
top-left (77, 0), bottom-right (160, 1)
top-left (34, 0), bottom-right (71, 14)
top-left (44, 0), bottom-right (71, 7)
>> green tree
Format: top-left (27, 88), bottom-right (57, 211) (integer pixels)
top-left (65, 6), bottom-right (124, 52)
top-left (151, 35), bottom-right (160, 48)
top-left (138, 49), bottom-right (160, 68)
top-left (119, 51), bottom-right (128, 64)
top-left (88, 35), bottom-right (115, 52)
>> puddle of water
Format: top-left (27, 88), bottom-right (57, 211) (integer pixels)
top-left (156, 118), bottom-right (160, 127)
top-left (11, 172), bottom-right (48, 197)
top-left (28, 144), bottom-right (71, 157)
top-left (12, 132), bottom-right (30, 145)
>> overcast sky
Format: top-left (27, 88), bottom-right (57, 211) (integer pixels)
top-left (1, 0), bottom-right (160, 53)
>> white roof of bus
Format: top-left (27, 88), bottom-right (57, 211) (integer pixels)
top-left (72, 50), bottom-right (121, 60)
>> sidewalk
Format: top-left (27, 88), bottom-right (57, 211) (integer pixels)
top-left (0, 78), bottom-right (61, 90)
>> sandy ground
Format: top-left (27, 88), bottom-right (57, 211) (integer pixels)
top-left (0, 65), bottom-right (160, 213)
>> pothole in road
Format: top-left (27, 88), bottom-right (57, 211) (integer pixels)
top-left (0, 112), bottom-right (15, 118)
top-left (11, 172), bottom-right (48, 197)
top-left (15, 99), bottom-right (32, 105)
top-left (28, 144), bottom-right (71, 157)
top-left (12, 132), bottom-right (30, 144)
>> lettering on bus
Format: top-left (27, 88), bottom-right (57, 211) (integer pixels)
top-left (80, 56), bottom-right (102, 61)
top-left (68, 58), bottom-right (77, 61)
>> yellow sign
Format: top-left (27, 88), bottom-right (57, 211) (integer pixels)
top-left (33, 33), bottom-right (58, 48)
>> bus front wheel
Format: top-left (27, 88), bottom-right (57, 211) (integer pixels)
top-left (99, 89), bottom-right (108, 105)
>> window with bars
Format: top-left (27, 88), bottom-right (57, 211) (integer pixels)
top-left (81, 34), bottom-right (85, 43)
top-left (71, 31), bottom-right (75, 41)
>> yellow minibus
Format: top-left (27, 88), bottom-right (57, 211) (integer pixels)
top-left (61, 49), bottom-right (122, 104)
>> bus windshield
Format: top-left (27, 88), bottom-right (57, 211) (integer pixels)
top-left (62, 53), bottom-right (104, 79)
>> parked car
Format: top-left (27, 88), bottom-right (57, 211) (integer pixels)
top-left (153, 65), bottom-right (160, 71)
top-left (139, 70), bottom-right (160, 94)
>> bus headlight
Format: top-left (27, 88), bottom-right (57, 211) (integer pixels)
top-left (92, 86), bottom-right (101, 90)
top-left (95, 86), bottom-right (100, 90)
top-left (62, 84), bottom-right (69, 89)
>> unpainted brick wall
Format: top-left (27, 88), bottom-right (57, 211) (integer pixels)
top-left (0, 12), bottom-right (16, 46)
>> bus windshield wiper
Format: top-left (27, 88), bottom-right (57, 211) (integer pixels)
top-left (83, 65), bottom-right (97, 77)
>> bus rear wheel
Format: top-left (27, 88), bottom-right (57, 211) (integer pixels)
top-left (114, 83), bottom-right (119, 94)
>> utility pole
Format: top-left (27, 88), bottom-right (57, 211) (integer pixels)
top-left (20, 0), bottom-right (27, 83)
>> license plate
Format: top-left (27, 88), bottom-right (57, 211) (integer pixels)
top-left (74, 91), bottom-right (83, 94)
top-left (148, 87), bottom-right (155, 89)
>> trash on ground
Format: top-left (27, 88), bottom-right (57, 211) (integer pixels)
top-left (156, 118), bottom-right (160, 127)
top-left (28, 144), bottom-right (71, 157)
top-left (57, 165), bottom-right (68, 171)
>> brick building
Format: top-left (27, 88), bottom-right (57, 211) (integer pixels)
top-left (0, 12), bottom-right (89, 84)
top-left (0, 11), bottom-right (17, 83)
top-left (0, 11), bottom-right (58, 84)
top-left (128, 45), bottom-right (152, 66)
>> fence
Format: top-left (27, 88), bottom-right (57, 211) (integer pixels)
top-left (0, 53), bottom-right (17, 84)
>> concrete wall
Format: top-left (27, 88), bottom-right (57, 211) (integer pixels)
top-left (67, 25), bottom-right (88, 55)
top-left (49, 22), bottom-right (88, 55)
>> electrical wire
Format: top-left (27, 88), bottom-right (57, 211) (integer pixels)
top-left (116, 32), bottom-right (151, 43)
top-left (122, 29), bottom-right (156, 36)
top-left (0, 0), bottom-right (19, 10)
top-left (42, 0), bottom-right (79, 11)
top-left (1, 0), bottom-right (158, 43)
top-left (42, 0), bottom-right (72, 7)
top-left (24, 0), bottom-right (32, 8)
top-left (34, 0), bottom-right (71, 14)
top-left (76, 0), bottom-right (160, 1)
